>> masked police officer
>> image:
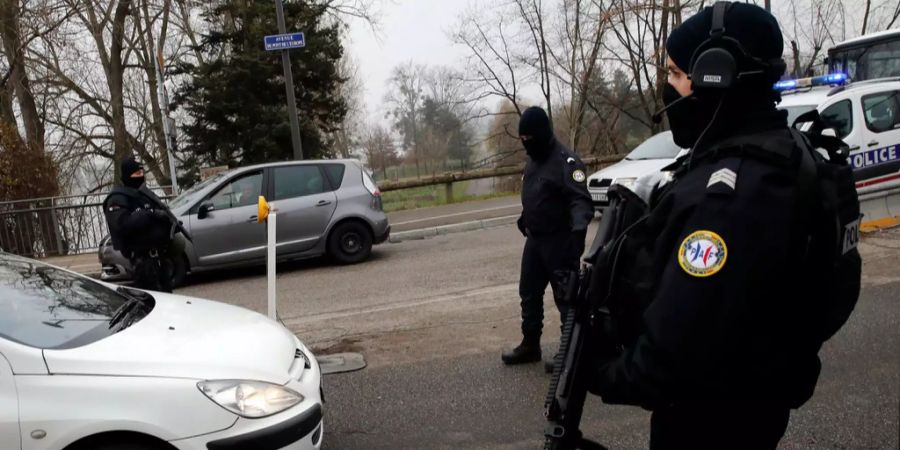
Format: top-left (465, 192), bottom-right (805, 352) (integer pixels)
top-left (588, 3), bottom-right (861, 449)
top-left (501, 106), bottom-right (594, 367)
top-left (104, 157), bottom-right (178, 293)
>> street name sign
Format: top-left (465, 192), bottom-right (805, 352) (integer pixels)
top-left (264, 32), bottom-right (306, 51)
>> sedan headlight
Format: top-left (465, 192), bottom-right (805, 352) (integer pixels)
top-left (613, 177), bottom-right (637, 190)
top-left (198, 380), bottom-right (304, 418)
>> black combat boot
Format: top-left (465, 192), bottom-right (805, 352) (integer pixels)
top-left (501, 334), bottom-right (541, 365)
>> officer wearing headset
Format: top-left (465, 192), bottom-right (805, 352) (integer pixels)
top-left (587, 3), bottom-right (861, 449)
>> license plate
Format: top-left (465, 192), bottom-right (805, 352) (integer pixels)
top-left (591, 193), bottom-right (607, 202)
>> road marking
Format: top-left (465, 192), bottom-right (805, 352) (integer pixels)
top-left (391, 204), bottom-right (521, 227)
top-left (282, 283), bottom-right (519, 326)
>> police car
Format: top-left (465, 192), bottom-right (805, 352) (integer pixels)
top-left (777, 74), bottom-right (900, 193)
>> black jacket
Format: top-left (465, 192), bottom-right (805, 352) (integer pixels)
top-left (520, 139), bottom-right (594, 235)
top-left (593, 128), bottom-right (835, 409)
top-left (103, 186), bottom-right (173, 255)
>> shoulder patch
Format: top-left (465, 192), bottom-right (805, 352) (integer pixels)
top-left (678, 230), bottom-right (727, 277)
top-left (572, 169), bottom-right (586, 183)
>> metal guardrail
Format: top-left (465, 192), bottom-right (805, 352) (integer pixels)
top-left (0, 187), bottom-right (173, 258)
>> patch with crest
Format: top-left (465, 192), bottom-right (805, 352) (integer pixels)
top-left (678, 230), bottom-right (727, 277)
top-left (572, 170), bottom-right (586, 183)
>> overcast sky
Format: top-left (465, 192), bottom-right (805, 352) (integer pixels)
top-left (343, 0), bottom-right (882, 126)
top-left (345, 0), bottom-right (476, 125)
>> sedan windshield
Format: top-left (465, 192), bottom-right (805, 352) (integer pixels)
top-left (625, 132), bottom-right (682, 160)
top-left (0, 255), bottom-right (136, 349)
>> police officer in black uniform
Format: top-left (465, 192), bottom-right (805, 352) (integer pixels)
top-left (587, 3), bottom-right (862, 449)
top-left (501, 106), bottom-right (594, 366)
top-left (104, 157), bottom-right (177, 293)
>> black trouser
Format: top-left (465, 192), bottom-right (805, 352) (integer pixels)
top-left (650, 403), bottom-right (790, 450)
top-left (519, 232), bottom-right (578, 339)
top-left (131, 249), bottom-right (173, 293)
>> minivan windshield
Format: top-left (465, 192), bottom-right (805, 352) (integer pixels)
top-left (0, 256), bottom-right (134, 349)
top-left (168, 171), bottom-right (230, 210)
top-left (625, 132), bottom-right (682, 160)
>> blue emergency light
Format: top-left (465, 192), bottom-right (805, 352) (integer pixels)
top-left (774, 73), bottom-right (849, 91)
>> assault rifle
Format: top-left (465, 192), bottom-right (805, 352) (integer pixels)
top-left (543, 188), bottom-right (633, 450)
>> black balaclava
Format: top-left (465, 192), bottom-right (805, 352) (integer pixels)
top-left (120, 157), bottom-right (145, 189)
top-left (518, 106), bottom-right (554, 162)
top-left (664, 3), bottom-right (787, 150)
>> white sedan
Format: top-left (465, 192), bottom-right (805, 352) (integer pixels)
top-left (0, 253), bottom-right (323, 450)
top-left (587, 131), bottom-right (687, 210)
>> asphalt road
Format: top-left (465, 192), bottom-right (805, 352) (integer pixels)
top-left (177, 225), bottom-right (900, 450)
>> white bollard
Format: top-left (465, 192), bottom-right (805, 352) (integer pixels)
top-left (267, 212), bottom-right (277, 320)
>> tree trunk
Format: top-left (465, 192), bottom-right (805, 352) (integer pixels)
top-left (0, 0), bottom-right (44, 151)
top-left (135, 0), bottom-right (173, 186)
top-left (861, 0), bottom-right (871, 35)
top-left (109, 0), bottom-right (133, 185)
top-left (654, 0), bottom-right (671, 134)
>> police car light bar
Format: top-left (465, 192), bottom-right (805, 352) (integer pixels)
top-left (774, 73), bottom-right (849, 91)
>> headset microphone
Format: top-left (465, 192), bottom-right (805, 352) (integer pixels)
top-left (652, 94), bottom-right (693, 124)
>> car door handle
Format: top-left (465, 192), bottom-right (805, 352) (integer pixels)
top-left (868, 141), bottom-right (879, 147)
top-left (316, 200), bottom-right (332, 207)
top-left (248, 215), bottom-right (258, 222)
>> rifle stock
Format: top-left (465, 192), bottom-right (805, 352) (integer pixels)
top-left (543, 195), bottom-right (624, 450)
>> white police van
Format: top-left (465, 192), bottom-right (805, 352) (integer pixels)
top-left (777, 73), bottom-right (900, 193)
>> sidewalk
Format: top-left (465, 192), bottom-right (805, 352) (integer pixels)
top-left (41, 253), bottom-right (102, 277)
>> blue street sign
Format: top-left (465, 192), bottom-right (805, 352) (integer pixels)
top-left (264, 32), bottom-right (306, 51)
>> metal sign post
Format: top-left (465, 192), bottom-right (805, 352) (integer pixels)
top-left (267, 0), bottom-right (305, 160)
top-left (154, 50), bottom-right (180, 194)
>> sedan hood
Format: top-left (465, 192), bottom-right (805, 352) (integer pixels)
top-left (43, 292), bottom-right (297, 384)
top-left (588, 158), bottom-right (676, 182)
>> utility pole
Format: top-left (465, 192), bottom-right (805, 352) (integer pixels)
top-left (274, 0), bottom-right (304, 160)
top-left (155, 51), bottom-right (180, 194)
top-left (764, 0), bottom-right (770, 12)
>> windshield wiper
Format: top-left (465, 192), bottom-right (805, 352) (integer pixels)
top-left (108, 298), bottom-right (142, 329)
top-left (108, 287), bottom-right (153, 330)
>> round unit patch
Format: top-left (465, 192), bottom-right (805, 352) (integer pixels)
top-left (572, 170), bottom-right (586, 183)
top-left (678, 230), bottom-right (727, 277)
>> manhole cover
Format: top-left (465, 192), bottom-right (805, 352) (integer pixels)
top-left (317, 352), bottom-right (366, 374)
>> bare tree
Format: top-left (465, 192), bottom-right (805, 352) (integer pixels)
top-left (0, 0), bottom-right (64, 199)
top-left (333, 49), bottom-right (365, 159)
top-left (385, 61), bottom-right (425, 177)
top-left (362, 124), bottom-right (398, 179)
top-left (453, 11), bottom-right (526, 119)
top-left (779, 0), bottom-right (843, 78)
top-left (862, 0), bottom-right (872, 35)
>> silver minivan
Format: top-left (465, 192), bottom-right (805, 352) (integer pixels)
top-left (99, 159), bottom-right (390, 286)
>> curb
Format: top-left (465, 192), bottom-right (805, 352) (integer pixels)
top-left (861, 216), bottom-right (900, 233)
top-left (388, 214), bottom-right (519, 243)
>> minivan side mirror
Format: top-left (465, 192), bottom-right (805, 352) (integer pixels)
top-left (198, 202), bottom-right (215, 219)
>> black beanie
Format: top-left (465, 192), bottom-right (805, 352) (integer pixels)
top-left (120, 157), bottom-right (143, 185)
top-left (666, 2), bottom-right (784, 82)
